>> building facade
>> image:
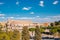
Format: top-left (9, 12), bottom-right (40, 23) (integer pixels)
top-left (0, 19), bottom-right (50, 31)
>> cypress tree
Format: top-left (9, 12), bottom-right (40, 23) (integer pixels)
top-left (22, 26), bottom-right (30, 40)
top-left (34, 26), bottom-right (41, 40)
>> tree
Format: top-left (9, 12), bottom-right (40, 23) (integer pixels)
top-left (7, 31), bottom-right (13, 40)
top-left (5, 22), bottom-right (8, 32)
top-left (0, 32), bottom-right (10, 40)
top-left (50, 27), bottom-right (58, 38)
top-left (0, 23), bottom-right (4, 33)
top-left (50, 28), bottom-right (57, 34)
top-left (55, 21), bottom-right (59, 26)
top-left (0, 23), bottom-right (2, 31)
top-left (22, 26), bottom-right (30, 40)
top-left (57, 27), bottom-right (60, 38)
top-left (34, 26), bottom-right (41, 40)
top-left (11, 30), bottom-right (20, 40)
top-left (40, 27), bottom-right (44, 33)
top-left (58, 20), bottom-right (60, 25)
top-left (0, 27), bottom-right (2, 33)
top-left (50, 23), bottom-right (54, 27)
top-left (29, 28), bottom-right (35, 36)
top-left (0, 23), bottom-right (10, 40)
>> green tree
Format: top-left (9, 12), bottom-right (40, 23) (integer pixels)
top-left (50, 27), bottom-right (58, 38)
top-left (58, 20), bottom-right (60, 25)
top-left (55, 21), bottom-right (59, 26)
top-left (29, 28), bottom-right (35, 36)
top-left (57, 27), bottom-right (60, 38)
top-left (0, 23), bottom-right (4, 33)
top-left (50, 23), bottom-right (54, 27)
top-left (50, 28), bottom-right (57, 34)
top-left (7, 31), bottom-right (13, 40)
top-left (5, 22), bottom-right (8, 32)
top-left (0, 27), bottom-right (3, 33)
top-left (34, 26), bottom-right (41, 40)
top-left (11, 30), bottom-right (20, 40)
top-left (22, 26), bottom-right (30, 40)
top-left (0, 33), bottom-right (10, 40)
top-left (40, 27), bottom-right (44, 33)
top-left (0, 23), bottom-right (2, 31)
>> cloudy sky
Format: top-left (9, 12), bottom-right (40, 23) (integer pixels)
top-left (0, 0), bottom-right (60, 23)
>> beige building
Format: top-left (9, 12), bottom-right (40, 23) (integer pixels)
top-left (0, 19), bottom-right (50, 31)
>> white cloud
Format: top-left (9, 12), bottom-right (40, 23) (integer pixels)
top-left (8, 17), bottom-right (14, 19)
top-left (53, 16), bottom-right (60, 18)
top-left (0, 14), bottom-right (5, 17)
top-left (22, 7), bottom-right (32, 10)
top-left (1, 16), bottom-right (35, 20)
top-left (53, 1), bottom-right (58, 5)
top-left (1, 17), bottom-right (5, 19)
top-left (16, 17), bottom-right (35, 19)
top-left (0, 17), bottom-right (5, 19)
top-left (0, 2), bottom-right (4, 5)
top-left (30, 12), bottom-right (34, 14)
top-left (32, 17), bottom-right (52, 23)
top-left (47, 15), bottom-right (60, 18)
top-left (47, 15), bottom-right (60, 22)
top-left (39, 1), bottom-right (44, 7)
top-left (34, 15), bottom-right (60, 23)
top-left (37, 17), bottom-right (51, 20)
top-left (36, 16), bottom-right (40, 17)
top-left (43, 18), bottom-right (50, 20)
top-left (16, 1), bottom-right (19, 5)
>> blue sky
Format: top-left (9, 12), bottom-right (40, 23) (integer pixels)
top-left (0, 0), bottom-right (60, 23)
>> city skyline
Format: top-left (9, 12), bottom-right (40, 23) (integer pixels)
top-left (0, 0), bottom-right (60, 23)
